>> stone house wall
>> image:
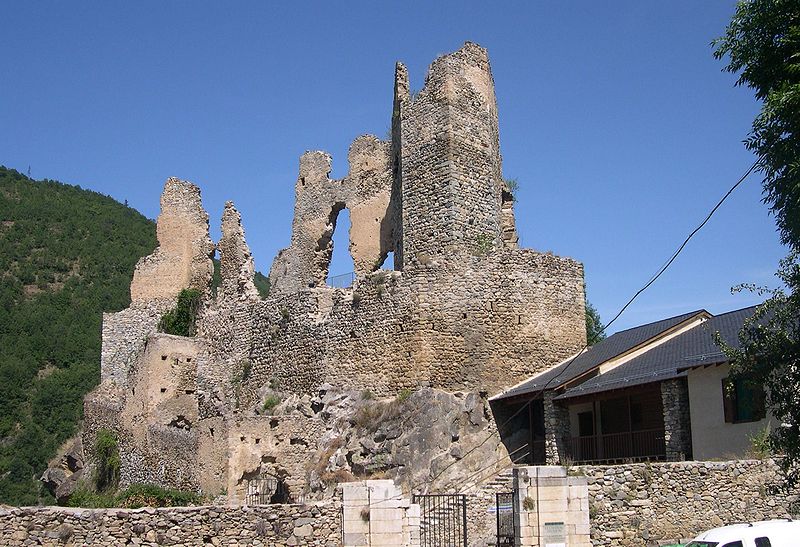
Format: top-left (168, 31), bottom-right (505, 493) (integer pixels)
top-left (660, 377), bottom-right (692, 461)
top-left (583, 459), bottom-right (799, 546)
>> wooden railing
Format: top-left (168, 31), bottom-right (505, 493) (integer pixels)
top-left (567, 428), bottom-right (665, 463)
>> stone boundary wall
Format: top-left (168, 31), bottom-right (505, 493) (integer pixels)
top-left (0, 503), bottom-right (340, 546)
top-left (582, 459), bottom-right (799, 546)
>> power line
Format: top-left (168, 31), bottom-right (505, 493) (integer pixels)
top-left (358, 158), bottom-right (759, 506)
top-left (406, 157), bottom-right (760, 492)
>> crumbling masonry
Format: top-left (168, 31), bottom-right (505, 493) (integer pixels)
top-left (81, 42), bottom-right (587, 507)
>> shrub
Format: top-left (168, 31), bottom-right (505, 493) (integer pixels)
top-left (262, 395), bottom-right (281, 413)
top-left (396, 388), bottom-right (412, 403)
top-left (116, 483), bottom-right (202, 508)
top-left (522, 496), bottom-right (535, 511)
top-left (749, 425), bottom-right (772, 459)
top-left (95, 429), bottom-right (120, 492)
top-left (158, 288), bottom-right (202, 336)
top-left (504, 177), bottom-right (519, 197)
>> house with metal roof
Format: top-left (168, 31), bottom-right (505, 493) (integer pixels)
top-left (489, 305), bottom-right (774, 465)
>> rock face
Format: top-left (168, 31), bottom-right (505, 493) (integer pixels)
top-left (76, 42), bottom-right (587, 506)
top-left (40, 439), bottom-right (84, 504)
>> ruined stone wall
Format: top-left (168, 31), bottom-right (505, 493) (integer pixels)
top-left (130, 177), bottom-right (213, 303)
top-left (100, 177), bottom-right (214, 387)
top-left (269, 136), bottom-right (394, 295)
top-left (397, 42), bottom-right (504, 267)
top-left (0, 503), bottom-right (341, 546)
top-left (225, 250), bottom-right (585, 405)
top-left (583, 459), bottom-right (799, 546)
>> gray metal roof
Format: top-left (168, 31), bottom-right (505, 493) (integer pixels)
top-left (555, 305), bottom-right (758, 400)
top-left (493, 309), bottom-right (706, 401)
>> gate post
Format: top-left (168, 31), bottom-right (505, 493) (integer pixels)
top-left (341, 479), bottom-right (420, 547)
top-left (512, 466), bottom-right (590, 547)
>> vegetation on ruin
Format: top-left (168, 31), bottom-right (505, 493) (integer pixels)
top-left (0, 166), bottom-right (157, 505)
top-left (503, 177), bottom-right (519, 199)
top-left (715, 0), bottom-right (800, 487)
top-left (94, 429), bottom-right (121, 492)
top-left (262, 394), bottom-right (281, 413)
top-left (68, 482), bottom-right (202, 508)
top-left (352, 389), bottom-right (416, 432)
top-left (158, 288), bottom-right (202, 336)
top-left (0, 166), bottom-right (268, 504)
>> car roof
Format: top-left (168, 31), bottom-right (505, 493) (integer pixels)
top-left (694, 520), bottom-right (799, 542)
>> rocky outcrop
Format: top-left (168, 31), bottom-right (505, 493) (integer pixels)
top-left (40, 439), bottom-right (84, 504)
top-left (260, 386), bottom-right (508, 501)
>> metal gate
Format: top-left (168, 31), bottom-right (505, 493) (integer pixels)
top-left (495, 492), bottom-right (515, 546)
top-left (413, 494), bottom-right (467, 547)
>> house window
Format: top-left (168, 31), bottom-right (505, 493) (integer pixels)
top-left (722, 377), bottom-right (765, 423)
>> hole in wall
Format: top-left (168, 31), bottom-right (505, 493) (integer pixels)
top-left (185, 389), bottom-right (195, 395)
top-left (255, 438), bottom-right (261, 445)
top-left (376, 250), bottom-right (396, 271)
top-left (240, 436), bottom-right (246, 442)
top-left (209, 428), bottom-right (214, 437)
top-left (161, 355), bottom-right (167, 361)
top-left (326, 206), bottom-right (356, 288)
top-left (160, 388), bottom-right (167, 393)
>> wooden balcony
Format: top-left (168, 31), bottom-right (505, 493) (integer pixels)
top-left (566, 428), bottom-right (666, 464)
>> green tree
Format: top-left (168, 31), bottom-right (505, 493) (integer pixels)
top-left (585, 299), bottom-right (606, 346)
top-left (715, 0), bottom-right (800, 486)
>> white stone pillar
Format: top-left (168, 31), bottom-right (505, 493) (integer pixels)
top-left (513, 466), bottom-right (591, 547)
top-left (341, 479), bottom-right (420, 547)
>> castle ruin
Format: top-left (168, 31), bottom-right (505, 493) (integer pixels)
top-left (80, 42), bottom-right (587, 507)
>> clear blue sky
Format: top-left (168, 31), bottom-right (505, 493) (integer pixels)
top-left (1, 2), bottom-right (788, 332)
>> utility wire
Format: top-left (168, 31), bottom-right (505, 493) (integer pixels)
top-left (358, 158), bottom-right (758, 507)
top-left (406, 157), bottom-right (760, 493)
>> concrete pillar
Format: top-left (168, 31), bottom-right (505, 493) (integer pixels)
top-left (513, 466), bottom-right (591, 547)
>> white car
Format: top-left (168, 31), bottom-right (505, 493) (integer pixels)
top-left (686, 520), bottom-right (800, 547)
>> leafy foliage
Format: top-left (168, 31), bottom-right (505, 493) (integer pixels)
top-left (0, 166), bottom-right (157, 505)
top-left (722, 254), bottom-right (800, 482)
top-left (254, 271), bottom-right (271, 298)
top-left (715, 0), bottom-right (800, 487)
top-left (585, 299), bottom-right (606, 346)
top-left (713, 0), bottom-right (800, 248)
top-left (158, 288), bottom-right (202, 336)
top-left (68, 482), bottom-right (202, 508)
top-left (94, 429), bottom-right (120, 492)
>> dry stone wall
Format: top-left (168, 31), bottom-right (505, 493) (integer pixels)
top-left (583, 459), bottom-right (799, 546)
top-left (0, 503), bottom-right (340, 546)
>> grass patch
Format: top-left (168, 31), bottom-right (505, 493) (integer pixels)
top-left (262, 395), bottom-right (281, 413)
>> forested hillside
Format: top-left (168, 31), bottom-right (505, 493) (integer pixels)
top-left (0, 167), bottom-right (159, 504)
